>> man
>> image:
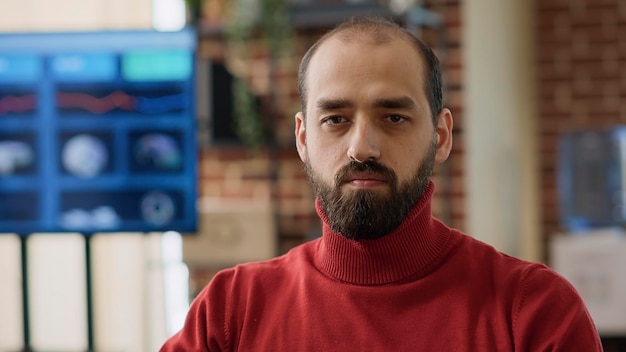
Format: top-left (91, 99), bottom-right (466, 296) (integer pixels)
top-left (161, 16), bottom-right (602, 351)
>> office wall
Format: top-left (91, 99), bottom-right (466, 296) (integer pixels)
top-left (535, 0), bottom-right (626, 258)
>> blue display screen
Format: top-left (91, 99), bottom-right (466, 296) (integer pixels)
top-left (0, 29), bottom-right (197, 234)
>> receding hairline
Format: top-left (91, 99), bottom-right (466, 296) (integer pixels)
top-left (330, 20), bottom-right (418, 47)
top-left (311, 21), bottom-right (421, 68)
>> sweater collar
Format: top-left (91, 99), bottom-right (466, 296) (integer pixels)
top-left (314, 181), bottom-right (451, 285)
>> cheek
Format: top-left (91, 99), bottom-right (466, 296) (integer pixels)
top-left (306, 139), bottom-right (344, 180)
top-left (390, 143), bottom-right (425, 180)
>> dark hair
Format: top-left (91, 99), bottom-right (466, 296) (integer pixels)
top-left (297, 16), bottom-right (442, 125)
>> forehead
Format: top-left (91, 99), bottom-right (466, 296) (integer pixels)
top-left (305, 34), bottom-right (425, 108)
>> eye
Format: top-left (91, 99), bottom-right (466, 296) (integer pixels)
top-left (385, 114), bottom-right (407, 124)
top-left (323, 115), bottom-right (347, 125)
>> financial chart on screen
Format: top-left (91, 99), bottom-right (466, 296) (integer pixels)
top-left (0, 29), bottom-right (197, 234)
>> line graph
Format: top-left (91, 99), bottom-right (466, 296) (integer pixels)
top-left (0, 94), bottom-right (37, 115)
top-left (57, 90), bottom-right (189, 115)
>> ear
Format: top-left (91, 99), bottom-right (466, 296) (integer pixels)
top-left (434, 108), bottom-right (453, 163)
top-left (295, 111), bottom-right (307, 162)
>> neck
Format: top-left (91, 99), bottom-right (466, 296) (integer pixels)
top-left (314, 181), bottom-right (452, 285)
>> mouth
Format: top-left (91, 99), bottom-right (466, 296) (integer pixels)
top-left (344, 172), bottom-right (388, 188)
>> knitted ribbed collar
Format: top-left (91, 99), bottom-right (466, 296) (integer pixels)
top-left (314, 181), bottom-right (452, 285)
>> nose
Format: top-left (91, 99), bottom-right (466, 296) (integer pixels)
top-left (346, 121), bottom-right (381, 163)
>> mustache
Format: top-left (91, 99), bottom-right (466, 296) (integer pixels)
top-left (334, 160), bottom-right (396, 185)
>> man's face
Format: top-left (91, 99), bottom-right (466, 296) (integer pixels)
top-left (295, 35), bottom-right (452, 239)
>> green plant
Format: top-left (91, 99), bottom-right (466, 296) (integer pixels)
top-left (232, 78), bottom-right (265, 149)
top-left (225, 0), bottom-right (294, 149)
top-left (183, 0), bottom-right (203, 22)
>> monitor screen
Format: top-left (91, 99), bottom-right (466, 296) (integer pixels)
top-left (0, 29), bottom-right (197, 234)
top-left (557, 127), bottom-right (626, 232)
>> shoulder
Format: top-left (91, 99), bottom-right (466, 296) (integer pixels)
top-left (448, 229), bottom-right (543, 275)
top-left (190, 238), bottom-right (319, 326)
top-left (446, 230), bottom-right (600, 349)
top-left (161, 240), bottom-right (320, 351)
top-left (207, 237), bottom-right (319, 292)
top-left (509, 260), bottom-right (602, 349)
top-left (512, 263), bottom-right (587, 318)
top-left (448, 227), bottom-right (587, 297)
top-left (445, 229), bottom-right (577, 299)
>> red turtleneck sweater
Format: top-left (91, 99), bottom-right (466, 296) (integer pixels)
top-left (161, 182), bottom-right (602, 351)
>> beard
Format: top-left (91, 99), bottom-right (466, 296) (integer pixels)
top-left (305, 138), bottom-right (437, 241)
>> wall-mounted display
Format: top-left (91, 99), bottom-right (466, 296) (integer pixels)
top-left (0, 29), bottom-right (197, 234)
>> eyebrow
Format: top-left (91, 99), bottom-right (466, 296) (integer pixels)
top-left (316, 98), bottom-right (353, 111)
top-left (372, 96), bottom-right (416, 110)
top-left (315, 96), bottom-right (416, 111)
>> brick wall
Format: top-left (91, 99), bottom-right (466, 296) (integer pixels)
top-left (425, 0), bottom-right (465, 231)
top-left (190, 0), bottom-right (464, 290)
top-left (536, 0), bottom-right (626, 258)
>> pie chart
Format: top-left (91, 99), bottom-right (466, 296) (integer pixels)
top-left (62, 134), bottom-right (108, 178)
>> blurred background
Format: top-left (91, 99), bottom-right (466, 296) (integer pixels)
top-left (0, 0), bottom-right (625, 351)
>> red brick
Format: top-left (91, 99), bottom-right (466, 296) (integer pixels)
top-left (537, 0), bottom-right (569, 11)
top-left (570, 7), bottom-right (618, 28)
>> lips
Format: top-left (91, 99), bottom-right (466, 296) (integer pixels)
top-left (335, 160), bottom-right (395, 187)
top-left (344, 172), bottom-right (388, 183)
